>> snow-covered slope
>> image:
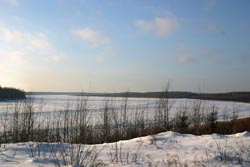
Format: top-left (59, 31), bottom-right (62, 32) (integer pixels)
top-left (0, 131), bottom-right (249, 167)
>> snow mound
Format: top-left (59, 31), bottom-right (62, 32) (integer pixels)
top-left (234, 131), bottom-right (250, 137)
top-left (0, 131), bottom-right (249, 167)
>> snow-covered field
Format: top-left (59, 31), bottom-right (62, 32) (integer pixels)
top-left (0, 95), bottom-right (250, 166)
top-left (0, 131), bottom-right (249, 167)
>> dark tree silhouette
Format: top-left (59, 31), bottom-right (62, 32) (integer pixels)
top-left (0, 86), bottom-right (25, 100)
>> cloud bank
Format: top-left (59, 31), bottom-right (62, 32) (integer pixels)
top-left (72, 27), bottom-right (110, 47)
top-left (0, 27), bottom-right (52, 49)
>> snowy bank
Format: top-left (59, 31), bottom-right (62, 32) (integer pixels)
top-left (0, 131), bottom-right (249, 167)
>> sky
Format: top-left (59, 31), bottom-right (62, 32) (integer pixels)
top-left (0, 0), bottom-right (250, 93)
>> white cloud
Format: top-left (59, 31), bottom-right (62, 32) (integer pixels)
top-left (0, 50), bottom-right (27, 61)
top-left (27, 33), bottom-right (52, 49)
top-left (0, 28), bottom-right (52, 49)
top-left (177, 55), bottom-right (194, 64)
top-left (0, 27), bottom-right (67, 65)
top-left (72, 27), bottom-right (110, 47)
top-left (135, 17), bottom-right (178, 37)
top-left (72, 27), bottom-right (115, 62)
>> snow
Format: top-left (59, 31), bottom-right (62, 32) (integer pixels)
top-left (0, 95), bottom-right (250, 123)
top-left (0, 131), bottom-right (249, 167)
top-left (0, 95), bottom-right (249, 166)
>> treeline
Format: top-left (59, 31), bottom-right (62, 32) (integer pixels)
top-left (27, 91), bottom-right (250, 103)
top-left (88, 91), bottom-right (250, 103)
top-left (0, 86), bottom-right (26, 100)
top-left (194, 92), bottom-right (250, 103)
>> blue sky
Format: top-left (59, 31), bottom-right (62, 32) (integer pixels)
top-left (0, 0), bottom-right (249, 92)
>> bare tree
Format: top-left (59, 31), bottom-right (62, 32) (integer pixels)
top-left (120, 95), bottom-right (129, 139)
top-left (100, 98), bottom-right (112, 142)
top-left (155, 82), bottom-right (174, 130)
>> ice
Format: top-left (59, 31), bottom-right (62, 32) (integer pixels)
top-left (0, 94), bottom-right (250, 121)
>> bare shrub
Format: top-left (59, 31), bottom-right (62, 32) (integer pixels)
top-left (49, 142), bottom-right (104, 167)
top-left (154, 82), bottom-right (174, 132)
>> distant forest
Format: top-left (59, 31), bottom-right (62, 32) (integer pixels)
top-left (28, 91), bottom-right (250, 103)
top-left (0, 86), bottom-right (26, 100)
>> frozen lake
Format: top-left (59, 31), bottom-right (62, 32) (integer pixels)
top-left (0, 94), bottom-right (250, 121)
